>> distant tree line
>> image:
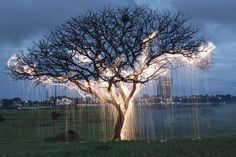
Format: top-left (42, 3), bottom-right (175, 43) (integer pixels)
top-left (173, 94), bottom-right (236, 104)
top-left (0, 94), bottom-right (235, 110)
top-left (0, 97), bottom-right (22, 109)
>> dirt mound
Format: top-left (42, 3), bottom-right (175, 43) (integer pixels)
top-left (53, 130), bottom-right (82, 142)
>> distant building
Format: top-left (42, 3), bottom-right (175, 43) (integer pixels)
top-left (134, 96), bottom-right (158, 105)
top-left (56, 97), bottom-right (73, 106)
top-left (77, 97), bottom-right (99, 107)
top-left (156, 76), bottom-right (173, 104)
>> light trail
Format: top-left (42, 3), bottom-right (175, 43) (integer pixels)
top-left (7, 32), bottom-right (215, 140)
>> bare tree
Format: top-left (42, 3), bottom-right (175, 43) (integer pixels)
top-left (8, 6), bottom-right (212, 140)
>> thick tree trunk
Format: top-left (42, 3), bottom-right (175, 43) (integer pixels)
top-left (112, 107), bottom-right (125, 140)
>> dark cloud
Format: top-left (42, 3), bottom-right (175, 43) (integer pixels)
top-left (0, 0), bottom-right (235, 98)
top-left (0, 0), bottom-right (135, 47)
top-left (136, 0), bottom-right (236, 43)
top-left (0, 0), bottom-right (135, 99)
top-left (168, 0), bottom-right (236, 45)
top-left (170, 0), bottom-right (236, 25)
top-left (170, 0), bottom-right (236, 95)
top-left (135, 0), bottom-right (236, 95)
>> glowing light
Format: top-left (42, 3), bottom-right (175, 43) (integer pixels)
top-left (7, 31), bottom-right (215, 140)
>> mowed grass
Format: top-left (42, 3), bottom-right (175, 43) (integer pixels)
top-left (0, 108), bottom-right (114, 143)
top-left (0, 137), bottom-right (236, 157)
top-left (0, 108), bottom-right (236, 157)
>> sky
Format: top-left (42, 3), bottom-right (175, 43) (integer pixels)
top-left (0, 0), bottom-right (236, 100)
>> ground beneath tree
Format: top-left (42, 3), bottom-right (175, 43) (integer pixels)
top-left (51, 130), bottom-right (82, 142)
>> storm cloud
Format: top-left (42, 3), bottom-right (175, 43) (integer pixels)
top-left (0, 0), bottom-right (235, 99)
top-left (136, 0), bottom-right (236, 95)
top-left (0, 0), bottom-right (135, 99)
top-left (0, 0), bottom-right (135, 47)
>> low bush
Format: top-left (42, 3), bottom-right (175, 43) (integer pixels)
top-left (50, 111), bottom-right (61, 120)
top-left (0, 114), bottom-right (5, 122)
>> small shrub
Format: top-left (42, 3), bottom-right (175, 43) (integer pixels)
top-left (0, 114), bottom-right (5, 122)
top-left (50, 111), bottom-right (61, 120)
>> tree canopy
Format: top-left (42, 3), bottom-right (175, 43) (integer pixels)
top-left (8, 6), bottom-right (208, 85)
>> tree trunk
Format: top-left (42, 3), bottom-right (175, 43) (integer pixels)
top-left (112, 106), bottom-right (125, 140)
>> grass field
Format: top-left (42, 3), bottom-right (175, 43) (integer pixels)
top-left (0, 108), bottom-right (114, 143)
top-left (0, 107), bottom-right (236, 156)
top-left (0, 137), bottom-right (236, 157)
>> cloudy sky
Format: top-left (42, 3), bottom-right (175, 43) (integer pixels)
top-left (0, 0), bottom-right (235, 99)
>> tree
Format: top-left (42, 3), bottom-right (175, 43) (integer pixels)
top-left (8, 6), bottom-right (213, 140)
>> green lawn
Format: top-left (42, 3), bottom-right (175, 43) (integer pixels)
top-left (0, 108), bottom-right (236, 156)
top-left (0, 137), bottom-right (236, 157)
top-left (0, 108), bottom-right (114, 144)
